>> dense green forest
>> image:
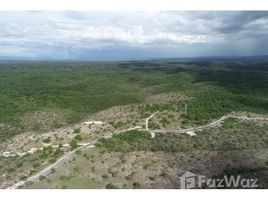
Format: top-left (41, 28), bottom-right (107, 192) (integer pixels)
top-left (0, 60), bottom-right (267, 139)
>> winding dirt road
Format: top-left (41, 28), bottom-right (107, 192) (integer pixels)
top-left (5, 113), bottom-right (268, 189)
top-left (145, 111), bottom-right (159, 138)
top-left (153, 114), bottom-right (268, 134)
top-left (7, 141), bottom-right (97, 189)
top-left (6, 126), bottom-right (142, 189)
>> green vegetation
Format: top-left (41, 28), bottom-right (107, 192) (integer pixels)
top-left (0, 62), bottom-right (144, 137)
top-left (106, 183), bottom-right (118, 189)
top-left (213, 166), bottom-right (268, 188)
top-left (0, 146), bottom-right (66, 188)
top-left (73, 128), bottom-right (81, 134)
top-left (74, 134), bottom-right (82, 141)
top-left (133, 182), bottom-right (141, 189)
top-left (0, 60), bottom-right (267, 142)
top-left (98, 119), bottom-right (268, 152)
top-left (1, 60), bottom-right (268, 189)
top-left (42, 137), bottom-right (51, 143)
top-left (97, 130), bottom-right (152, 152)
top-left (69, 139), bottom-right (79, 150)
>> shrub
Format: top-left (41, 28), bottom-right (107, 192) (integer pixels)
top-left (16, 162), bottom-right (23, 168)
top-left (75, 149), bottom-right (81, 155)
top-left (49, 158), bottom-right (57, 163)
top-left (61, 185), bottom-right (68, 189)
top-left (73, 128), bottom-right (81, 134)
top-left (69, 139), bottom-right (78, 150)
top-left (74, 134), bottom-right (82, 141)
top-left (59, 175), bottom-right (67, 181)
top-left (101, 174), bottom-right (108, 179)
top-left (39, 175), bottom-right (46, 181)
top-left (32, 162), bottom-right (40, 168)
top-left (19, 175), bottom-right (27, 181)
top-left (52, 122), bottom-right (62, 129)
top-left (133, 182), bottom-right (141, 189)
top-left (53, 148), bottom-right (63, 157)
top-left (106, 183), bottom-right (118, 189)
top-left (42, 137), bottom-right (51, 143)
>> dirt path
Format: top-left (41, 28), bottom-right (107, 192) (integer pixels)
top-left (7, 141), bottom-right (96, 189)
top-left (2, 143), bottom-right (69, 158)
top-left (5, 113), bottom-right (268, 189)
top-left (153, 114), bottom-right (268, 134)
top-left (6, 126), bottom-right (142, 189)
top-left (145, 111), bottom-right (159, 138)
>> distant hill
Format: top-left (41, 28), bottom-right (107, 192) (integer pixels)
top-left (1, 55), bottom-right (268, 63)
top-left (151, 55), bottom-right (268, 63)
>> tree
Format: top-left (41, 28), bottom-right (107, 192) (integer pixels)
top-left (74, 134), bottom-right (82, 141)
top-left (73, 128), bottom-right (81, 134)
top-left (133, 182), bottom-right (141, 189)
top-left (69, 139), bottom-right (78, 150)
top-left (106, 184), bottom-right (118, 189)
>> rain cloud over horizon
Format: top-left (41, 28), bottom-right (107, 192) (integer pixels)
top-left (1, 11), bottom-right (268, 60)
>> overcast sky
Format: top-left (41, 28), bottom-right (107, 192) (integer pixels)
top-left (1, 11), bottom-right (268, 60)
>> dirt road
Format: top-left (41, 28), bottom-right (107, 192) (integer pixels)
top-left (6, 113), bottom-right (268, 189)
top-left (6, 126), bottom-right (142, 189)
top-left (145, 111), bottom-right (159, 138)
top-left (7, 141), bottom-right (96, 189)
top-left (153, 114), bottom-right (268, 134)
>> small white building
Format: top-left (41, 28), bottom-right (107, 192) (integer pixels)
top-left (82, 121), bottom-right (105, 125)
top-left (185, 130), bottom-right (196, 136)
top-left (2, 152), bottom-right (11, 157)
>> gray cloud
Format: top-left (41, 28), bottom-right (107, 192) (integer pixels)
top-left (0, 11), bottom-right (268, 60)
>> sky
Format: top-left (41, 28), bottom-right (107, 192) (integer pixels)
top-left (0, 11), bottom-right (268, 60)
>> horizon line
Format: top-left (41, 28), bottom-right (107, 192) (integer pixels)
top-left (1, 54), bottom-right (268, 62)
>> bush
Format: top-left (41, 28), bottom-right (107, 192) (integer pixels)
top-left (74, 134), bottom-right (82, 141)
top-left (32, 162), bottom-right (40, 168)
top-left (133, 182), bottom-right (141, 189)
top-left (39, 175), bottom-right (46, 181)
top-left (73, 128), bottom-right (81, 134)
top-left (53, 148), bottom-right (63, 157)
top-left (19, 175), bottom-right (27, 181)
top-left (42, 137), bottom-right (51, 143)
top-left (101, 174), bottom-right (108, 179)
top-left (108, 169), bottom-right (118, 177)
top-left (61, 185), bottom-right (68, 189)
top-left (49, 158), bottom-right (57, 163)
top-left (106, 183), bottom-right (118, 189)
top-left (52, 122), bottom-right (62, 129)
top-left (16, 162), bottom-right (23, 168)
top-left (69, 139), bottom-right (78, 150)
top-left (75, 149), bottom-right (81, 155)
top-left (59, 175), bottom-right (68, 181)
